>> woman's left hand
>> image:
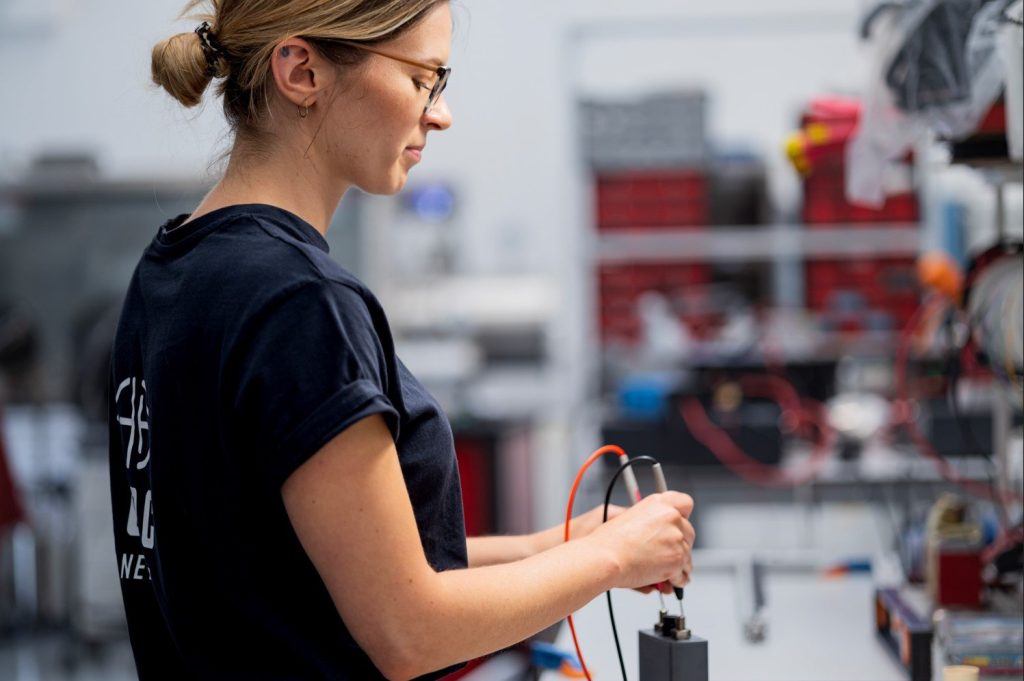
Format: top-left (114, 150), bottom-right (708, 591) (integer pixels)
top-left (567, 503), bottom-right (627, 541)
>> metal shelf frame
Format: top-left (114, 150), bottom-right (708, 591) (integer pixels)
top-left (594, 223), bottom-right (921, 264)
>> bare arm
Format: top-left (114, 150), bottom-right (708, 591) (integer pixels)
top-left (465, 535), bottom-right (535, 567)
top-left (283, 415), bottom-right (693, 680)
top-left (466, 505), bottom-right (626, 567)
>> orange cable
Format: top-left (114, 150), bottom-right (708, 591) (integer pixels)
top-left (564, 444), bottom-right (627, 681)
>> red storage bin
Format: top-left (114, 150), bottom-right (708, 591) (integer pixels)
top-left (595, 170), bottom-right (710, 230)
top-left (805, 258), bottom-right (921, 329)
top-left (803, 171), bottom-right (919, 225)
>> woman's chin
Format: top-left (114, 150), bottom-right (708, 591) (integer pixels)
top-left (357, 171), bottom-right (407, 196)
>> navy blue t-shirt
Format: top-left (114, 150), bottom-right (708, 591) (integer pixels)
top-left (108, 204), bottom-right (468, 679)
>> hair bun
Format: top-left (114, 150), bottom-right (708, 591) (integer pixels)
top-left (151, 31), bottom-right (216, 107)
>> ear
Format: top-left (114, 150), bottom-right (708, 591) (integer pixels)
top-left (269, 37), bottom-right (333, 108)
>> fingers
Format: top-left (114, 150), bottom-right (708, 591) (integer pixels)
top-left (662, 504), bottom-right (695, 548)
top-left (603, 490), bottom-right (695, 592)
top-left (673, 521), bottom-right (694, 588)
top-left (672, 545), bottom-right (693, 588)
top-left (670, 570), bottom-right (691, 589)
top-left (646, 493), bottom-right (696, 588)
top-left (661, 491), bottom-right (694, 518)
top-left (681, 517), bottom-right (696, 548)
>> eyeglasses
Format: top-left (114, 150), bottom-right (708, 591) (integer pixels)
top-left (337, 41), bottom-right (450, 114)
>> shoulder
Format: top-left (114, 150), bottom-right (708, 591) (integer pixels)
top-left (215, 207), bottom-right (360, 286)
top-left (190, 206), bottom-right (379, 314)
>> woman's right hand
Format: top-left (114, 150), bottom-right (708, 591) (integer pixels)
top-left (587, 491), bottom-right (695, 591)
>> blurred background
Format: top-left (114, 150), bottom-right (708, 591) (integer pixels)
top-left (1, 1), bottom-right (1022, 680)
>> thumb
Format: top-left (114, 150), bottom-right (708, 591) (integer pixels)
top-left (659, 491), bottom-right (694, 518)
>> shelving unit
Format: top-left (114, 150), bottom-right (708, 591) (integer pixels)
top-left (594, 223), bottom-right (920, 263)
top-left (585, 93), bottom-right (927, 348)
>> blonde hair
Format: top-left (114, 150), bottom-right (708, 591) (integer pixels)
top-left (152, 0), bottom-right (446, 137)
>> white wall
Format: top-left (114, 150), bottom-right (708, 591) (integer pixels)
top-left (433, 0), bottom-right (867, 274)
top-left (0, 0), bottom-right (870, 529)
top-left (2, 0), bottom-right (866, 269)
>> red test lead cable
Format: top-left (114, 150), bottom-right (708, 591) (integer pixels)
top-left (564, 444), bottom-right (628, 681)
top-left (679, 375), bottom-right (834, 488)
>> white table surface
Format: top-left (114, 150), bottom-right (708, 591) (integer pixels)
top-left (539, 571), bottom-right (907, 681)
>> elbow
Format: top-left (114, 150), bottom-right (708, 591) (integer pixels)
top-left (376, 660), bottom-right (416, 681)
top-left (361, 635), bottom-right (419, 681)
top-left (346, 576), bottom-right (455, 679)
top-left (372, 647), bottom-right (441, 681)
top-left (363, 616), bottom-right (451, 681)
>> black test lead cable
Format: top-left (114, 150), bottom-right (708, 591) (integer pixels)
top-left (602, 455), bottom-right (660, 681)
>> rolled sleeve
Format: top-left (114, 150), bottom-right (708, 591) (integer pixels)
top-left (231, 280), bottom-right (400, 488)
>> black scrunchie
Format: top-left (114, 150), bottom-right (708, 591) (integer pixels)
top-left (194, 21), bottom-right (224, 77)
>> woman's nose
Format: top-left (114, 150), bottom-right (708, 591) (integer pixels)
top-left (424, 94), bottom-right (452, 131)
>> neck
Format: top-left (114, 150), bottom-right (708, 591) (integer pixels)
top-left (191, 137), bottom-right (349, 236)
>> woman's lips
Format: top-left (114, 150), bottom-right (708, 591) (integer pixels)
top-left (404, 147), bottom-right (423, 162)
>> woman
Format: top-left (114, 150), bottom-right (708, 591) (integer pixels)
top-left (109, 1), bottom-right (695, 678)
